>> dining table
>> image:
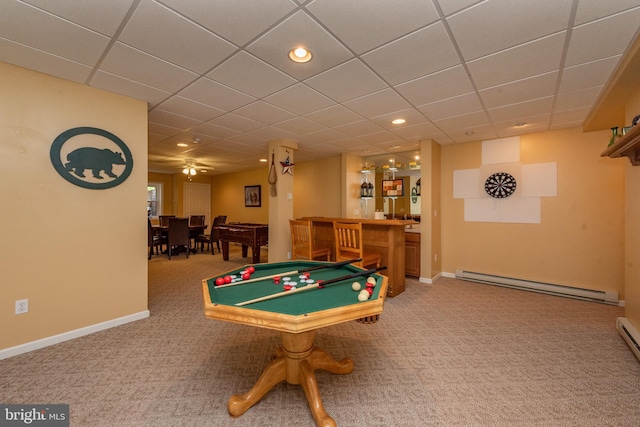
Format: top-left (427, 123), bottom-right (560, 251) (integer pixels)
top-left (152, 219), bottom-right (208, 254)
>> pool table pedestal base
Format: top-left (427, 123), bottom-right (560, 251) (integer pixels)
top-left (227, 330), bottom-right (353, 427)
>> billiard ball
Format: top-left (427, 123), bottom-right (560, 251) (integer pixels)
top-left (351, 282), bottom-right (362, 291)
top-left (223, 275), bottom-right (232, 284)
top-left (357, 291), bottom-right (369, 302)
top-left (242, 272), bottom-right (250, 280)
top-left (247, 266), bottom-right (256, 273)
top-left (215, 277), bottom-right (224, 286)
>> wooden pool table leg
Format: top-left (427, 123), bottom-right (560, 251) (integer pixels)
top-left (227, 356), bottom-right (286, 417)
top-left (227, 330), bottom-right (353, 427)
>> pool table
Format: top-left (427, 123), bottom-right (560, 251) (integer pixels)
top-left (218, 223), bottom-right (268, 263)
top-left (202, 260), bottom-right (388, 427)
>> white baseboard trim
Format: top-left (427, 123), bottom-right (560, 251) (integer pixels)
top-left (418, 272), bottom-right (442, 284)
top-left (0, 310), bottom-right (150, 360)
top-left (441, 271), bottom-right (456, 278)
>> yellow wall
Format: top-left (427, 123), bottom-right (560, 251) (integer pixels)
top-left (624, 87), bottom-right (640, 324)
top-left (0, 62), bottom-right (148, 352)
top-left (211, 167), bottom-right (269, 223)
top-left (294, 156), bottom-right (342, 219)
top-left (441, 127), bottom-right (626, 297)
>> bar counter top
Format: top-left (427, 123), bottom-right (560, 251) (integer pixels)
top-left (301, 217), bottom-right (418, 296)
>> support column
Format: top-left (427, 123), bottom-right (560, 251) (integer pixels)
top-left (268, 139), bottom-right (298, 263)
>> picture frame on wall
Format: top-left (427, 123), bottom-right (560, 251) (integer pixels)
top-left (245, 185), bottom-right (261, 207)
top-left (382, 179), bottom-right (404, 197)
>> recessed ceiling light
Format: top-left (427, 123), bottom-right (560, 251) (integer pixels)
top-left (391, 118), bottom-right (406, 125)
top-left (177, 143), bottom-right (188, 147)
top-left (259, 158), bottom-right (268, 163)
top-left (193, 137), bottom-right (201, 143)
top-left (515, 122), bottom-right (527, 127)
top-left (464, 131), bottom-right (475, 136)
top-left (389, 144), bottom-right (401, 149)
top-left (288, 47), bottom-right (312, 63)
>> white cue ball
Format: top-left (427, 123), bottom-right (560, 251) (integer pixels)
top-left (352, 282), bottom-right (362, 291)
top-left (357, 292), bottom-right (369, 302)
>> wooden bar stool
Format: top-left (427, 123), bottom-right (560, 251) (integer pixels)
top-left (289, 219), bottom-right (331, 261)
top-left (332, 221), bottom-right (380, 269)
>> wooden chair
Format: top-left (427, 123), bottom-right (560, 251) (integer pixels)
top-left (333, 221), bottom-right (380, 269)
top-left (189, 215), bottom-right (205, 226)
top-left (148, 218), bottom-right (165, 260)
top-left (197, 215), bottom-right (227, 254)
top-left (188, 215), bottom-right (206, 250)
top-left (289, 219), bottom-right (331, 261)
top-left (167, 217), bottom-right (190, 259)
top-left (159, 215), bottom-right (175, 227)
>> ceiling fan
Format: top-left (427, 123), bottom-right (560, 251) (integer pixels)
top-left (148, 154), bottom-right (216, 175)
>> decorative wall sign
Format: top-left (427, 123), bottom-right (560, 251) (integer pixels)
top-left (50, 127), bottom-right (133, 190)
top-left (484, 172), bottom-right (517, 198)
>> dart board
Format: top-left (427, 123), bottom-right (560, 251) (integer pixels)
top-left (484, 172), bottom-right (517, 198)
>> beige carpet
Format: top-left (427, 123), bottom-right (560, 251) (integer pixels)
top-left (1, 245), bottom-right (640, 426)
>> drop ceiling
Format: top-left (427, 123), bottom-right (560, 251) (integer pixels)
top-left (1, 0), bottom-right (639, 175)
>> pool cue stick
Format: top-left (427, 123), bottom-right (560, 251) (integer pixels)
top-left (214, 258), bottom-right (363, 288)
top-left (235, 266), bottom-right (386, 306)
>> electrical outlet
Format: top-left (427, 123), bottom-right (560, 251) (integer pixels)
top-left (16, 299), bottom-right (28, 314)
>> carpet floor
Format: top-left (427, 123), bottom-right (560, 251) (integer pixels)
top-left (1, 245), bottom-right (640, 426)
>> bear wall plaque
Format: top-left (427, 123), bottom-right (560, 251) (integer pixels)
top-left (50, 127), bottom-right (133, 190)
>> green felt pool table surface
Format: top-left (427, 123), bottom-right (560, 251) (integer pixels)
top-left (202, 260), bottom-right (388, 333)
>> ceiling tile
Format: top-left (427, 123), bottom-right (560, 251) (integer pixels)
top-left (178, 77), bottom-right (255, 111)
top-left (246, 11), bottom-right (353, 80)
top-left (467, 32), bottom-right (566, 90)
top-left (100, 42), bottom-right (198, 92)
top-left (264, 84), bottom-right (334, 115)
top-left (207, 52), bottom-right (297, 98)
top-left (305, 59), bottom-right (387, 102)
top-left (558, 56), bottom-right (620, 94)
top-left (395, 65), bottom-right (474, 105)
top-left (564, 7), bottom-right (640, 67)
top-left (479, 72), bottom-right (558, 109)
top-left (148, 109), bottom-right (200, 130)
top-left (487, 97), bottom-right (554, 123)
top-left (91, 70), bottom-right (171, 106)
top-left (574, 0), bottom-right (640, 25)
top-left (191, 122), bottom-right (241, 140)
top-left (119, 0), bottom-right (237, 74)
top-left (21, 0), bottom-right (135, 36)
top-left (208, 113), bottom-right (265, 133)
top-left (437, 0), bottom-right (482, 16)
top-left (156, 96), bottom-right (225, 121)
top-left (0, 38), bottom-right (92, 84)
top-left (447, 0), bottom-right (573, 61)
top-left (389, 122), bottom-right (441, 140)
top-left (417, 92), bottom-right (483, 121)
top-left (272, 117), bottom-right (326, 135)
top-left (361, 22), bottom-right (460, 85)
top-left (554, 86), bottom-right (602, 112)
top-left (304, 105), bottom-right (363, 127)
top-left (333, 120), bottom-right (385, 137)
top-left (307, 0), bottom-right (439, 54)
top-left (233, 101), bottom-right (296, 125)
top-left (0, 1), bottom-right (110, 65)
top-left (159, 0), bottom-right (297, 46)
top-left (434, 110), bottom-right (490, 131)
top-left (551, 107), bottom-right (591, 126)
top-left (343, 89), bottom-right (412, 118)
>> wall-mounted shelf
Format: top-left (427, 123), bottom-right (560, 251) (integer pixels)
top-left (601, 124), bottom-right (640, 165)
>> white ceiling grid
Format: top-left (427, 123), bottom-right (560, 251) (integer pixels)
top-left (0, 0), bottom-right (638, 174)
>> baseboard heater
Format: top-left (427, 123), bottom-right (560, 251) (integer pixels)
top-left (617, 317), bottom-right (640, 363)
top-left (454, 269), bottom-right (619, 305)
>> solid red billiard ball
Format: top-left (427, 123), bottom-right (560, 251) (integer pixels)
top-left (247, 266), bottom-right (256, 273)
top-left (242, 272), bottom-right (250, 280)
top-left (223, 275), bottom-right (232, 284)
top-left (215, 277), bottom-right (224, 286)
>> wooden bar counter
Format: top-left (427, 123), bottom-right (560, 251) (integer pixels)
top-left (302, 217), bottom-right (416, 297)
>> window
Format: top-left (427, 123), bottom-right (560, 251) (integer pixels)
top-left (147, 183), bottom-right (163, 218)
